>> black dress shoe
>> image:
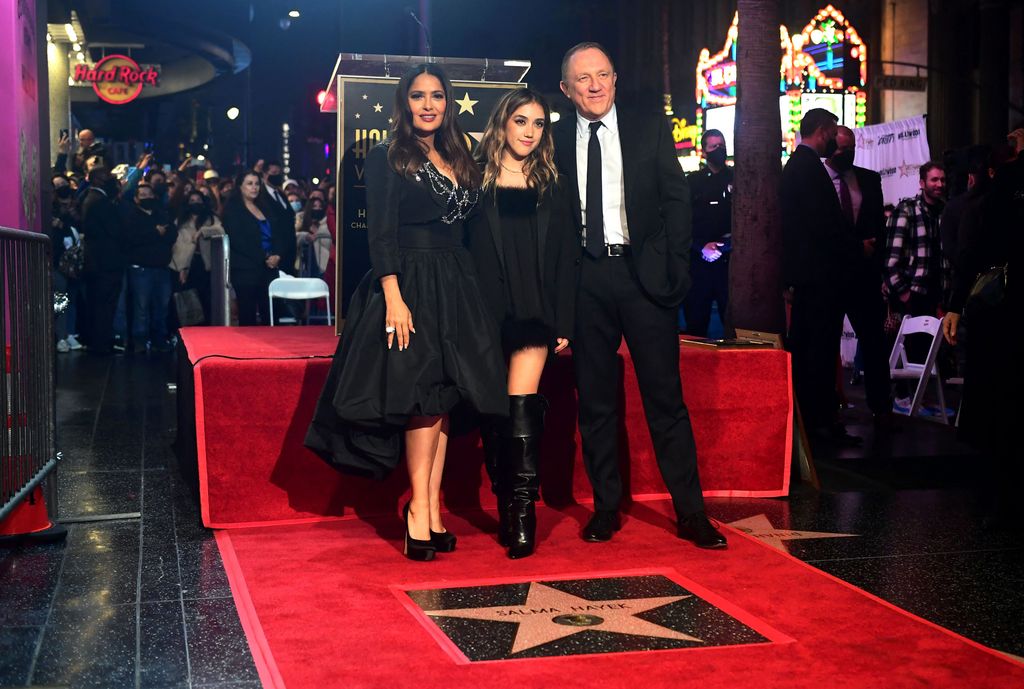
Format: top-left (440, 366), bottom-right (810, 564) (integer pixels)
top-left (430, 529), bottom-right (457, 553)
top-left (582, 510), bottom-right (621, 542)
top-left (677, 512), bottom-right (728, 549)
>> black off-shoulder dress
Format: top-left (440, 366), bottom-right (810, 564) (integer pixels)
top-left (304, 143), bottom-right (507, 479)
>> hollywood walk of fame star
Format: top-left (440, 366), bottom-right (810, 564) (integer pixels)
top-left (455, 92), bottom-right (479, 115)
top-left (373, 102), bottom-right (383, 113)
top-left (728, 514), bottom-right (857, 553)
top-left (426, 582), bottom-right (701, 654)
top-left (898, 161), bottom-right (914, 177)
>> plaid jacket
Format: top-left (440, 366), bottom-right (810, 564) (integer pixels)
top-left (883, 193), bottom-right (951, 299)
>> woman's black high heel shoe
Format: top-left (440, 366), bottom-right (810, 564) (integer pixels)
top-left (402, 502), bottom-right (436, 562)
top-left (430, 529), bottom-right (457, 552)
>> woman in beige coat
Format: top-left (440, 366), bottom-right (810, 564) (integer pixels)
top-left (170, 190), bottom-right (224, 324)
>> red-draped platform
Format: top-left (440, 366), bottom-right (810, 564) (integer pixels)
top-left (177, 327), bottom-right (792, 528)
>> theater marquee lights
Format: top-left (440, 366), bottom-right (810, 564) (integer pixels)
top-left (694, 4), bottom-right (868, 162)
top-left (72, 54), bottom-right (160, 105)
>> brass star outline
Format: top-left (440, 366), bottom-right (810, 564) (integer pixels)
top-left (728, 514), bottom-right (858, 552)
top-left (455, 92), bottom-right (479, 115)
top-left (426, 581), bottom-right (701, 654)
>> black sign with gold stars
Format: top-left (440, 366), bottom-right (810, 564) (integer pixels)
top-left (398, 572), bottom-right (790, 663)
top-left (335, 77), bottom-right (523, 318)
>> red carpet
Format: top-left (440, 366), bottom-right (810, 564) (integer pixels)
top-left (180, 327), bottom-right (793, 528)
top-left (216, 501), bottom-right (1024, 688)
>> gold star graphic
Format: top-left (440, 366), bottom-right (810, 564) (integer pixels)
top-left (355, 112), bottom-right (361, 119)
top-left (361, 94), bottom-right (368, 100)
top-left (373, 102), bottom-right (383, 113)
top-left (728, 514), bottom-right (857, 553)
top-left (427, 582), bottom-right (700, 654)
top-left (388, 117), bottom-right (393, 124)
top-left (455, 92), bottom-right (479, 115)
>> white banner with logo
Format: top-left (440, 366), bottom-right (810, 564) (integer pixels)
top-left (853, 116), bottom-right (931, 206)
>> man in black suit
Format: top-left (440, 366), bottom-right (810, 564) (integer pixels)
top-left (782, 110), bottom-right (869, 444)
top-left (824, 125), bottom-right (893, 425)
top-left (553, 42), bottom-right (726, 549)
top-left (80, 166), bottom-right (127, 355)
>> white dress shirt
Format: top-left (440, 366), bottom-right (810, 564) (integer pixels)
top-left (266, 183), bottom-right (288, 210)
top-left (576, 104), bottom-right (630, 245)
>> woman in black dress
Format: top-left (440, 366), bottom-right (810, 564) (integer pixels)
top-left (305, 65), bottom-right (507, 561)
top-left (466, 89), bottom-right (578, 558)
top-left (221, 171), bottom-right (291, 326)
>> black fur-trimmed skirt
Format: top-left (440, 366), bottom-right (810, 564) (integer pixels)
top-left (500, 317), bottom-right (554, 357)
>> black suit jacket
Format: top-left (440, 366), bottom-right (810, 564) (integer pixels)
top-left (852, 165), bottom-right (884, 246)
top-left (553, 108), bottom-right (692, 308)
top-left (780, 144), bottom-right (862, 287)
top-left (222, 198), bottom-right (294, 284)
top-left (464, 180), bottom-right (578, 340)
top-left (81, 188), bottom-right (127, 274)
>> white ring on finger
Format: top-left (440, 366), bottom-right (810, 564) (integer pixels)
top-left (385, 326), bottom-right (396, 334)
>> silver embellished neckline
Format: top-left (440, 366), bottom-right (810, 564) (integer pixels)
top-left (416, 161), bottom-right (479, 224)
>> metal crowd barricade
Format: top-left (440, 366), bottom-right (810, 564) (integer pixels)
top-left (208, 233), bottom-right (231, 326)
top-left (0, 227), bottom-right (61, 530)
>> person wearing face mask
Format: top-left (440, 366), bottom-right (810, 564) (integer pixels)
top-left (296, 196), bottom-right (333, 280)
top-left (125, 184), bottom-right (177, 352)
top-left (259, 159), bottom-right (297, 276)
top-left (684, 129), bottom-right (733, 338)
top-left (80, 166), bottom-right (128, 355)
top-left (171, 191), bottom-right (225, 324)
top-left (781, 108), bottom-right (866, 446)
top-left (823, 125), bottom-right (892, 427)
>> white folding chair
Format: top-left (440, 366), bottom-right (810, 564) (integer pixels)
top-left (268, 275), bottom-right (333, 326)
top-left (888, 314), bottom-right (948, 424)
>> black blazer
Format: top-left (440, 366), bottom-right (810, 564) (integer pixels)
top-left (464, 180), bottom-right (578, 340)
top-left (553, 108), bottom-right (693, 308)
top-left (852, 165), bottom-right (885, 246)
top-left (81, 188), bottom-right (127, 274)
top-left (222, 198), bottom-right (293, 283)
top-left (780, 144), bottom-right (862, 287)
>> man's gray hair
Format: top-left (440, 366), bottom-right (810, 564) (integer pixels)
top-left (560, 42), bottom-right (615, 83)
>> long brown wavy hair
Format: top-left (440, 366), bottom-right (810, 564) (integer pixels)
top-left (477, 88), bottom-right (557, 194)
top-left (386, 63), bottom-right (480, 188)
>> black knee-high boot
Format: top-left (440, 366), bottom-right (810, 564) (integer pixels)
top-left (502, 393), bottom-right (547, 559)
top-left (480, 418), bottom-right (508, 545)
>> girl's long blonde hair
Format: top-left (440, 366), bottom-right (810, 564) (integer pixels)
top-left (477, 88), bottom-right (558, 194)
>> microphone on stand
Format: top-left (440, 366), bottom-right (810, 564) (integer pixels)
top-left (407, 8), bottom-right (433, 58)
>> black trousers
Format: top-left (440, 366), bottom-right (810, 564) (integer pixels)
top-left (574, 255), bottom-right (705, 517)
top-left (86, 270), bottom-right (124, 353)
top-left (790, 274), bottom-right (891, 428)
top-left (682, 257), bottom-right (729, 337)
top-left (233, 271), bottom-right (275, 326)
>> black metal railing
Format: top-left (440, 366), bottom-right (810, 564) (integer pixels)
top-left (1, 227), bottom-right (59, 522)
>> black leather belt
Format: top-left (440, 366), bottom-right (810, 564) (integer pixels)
top-left (605, 244), bottom-right (631, 257)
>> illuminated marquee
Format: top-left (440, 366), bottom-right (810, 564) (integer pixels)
top-left (73, 54), bottom-right (160, 105)
top-left (694, 4), bottom-right (868, 160)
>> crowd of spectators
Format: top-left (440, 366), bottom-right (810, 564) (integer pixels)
top-left (48, 130), bottom-right (336, 354)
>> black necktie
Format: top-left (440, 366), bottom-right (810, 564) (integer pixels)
top-left (585, 120), bottom-right (604, 257)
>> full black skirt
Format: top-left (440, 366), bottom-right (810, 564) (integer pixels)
top-left (304, 247), bottom-right (507, 479)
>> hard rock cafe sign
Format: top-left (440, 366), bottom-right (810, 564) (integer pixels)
top-left (72, 54), bottom-right (159, 105)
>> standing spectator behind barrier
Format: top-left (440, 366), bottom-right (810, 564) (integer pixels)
top-left (296, 196), bottom-right (333, 279)
top-left (81, 166), bottom-right (127, 355)
top-left (125, 184), bottom-right (176, 352)
top-left (171, 191), bottom-right (224, 324)
top-left (72, 129), bottom-right (105, 176)
top-left (50, 175), bottom-right (84, 352)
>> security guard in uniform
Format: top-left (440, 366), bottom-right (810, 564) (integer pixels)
top-left (683, 129), bottom-right (733, 337)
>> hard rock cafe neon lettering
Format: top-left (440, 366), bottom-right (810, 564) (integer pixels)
top-left (73, 54), bottom-right (159, 105)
